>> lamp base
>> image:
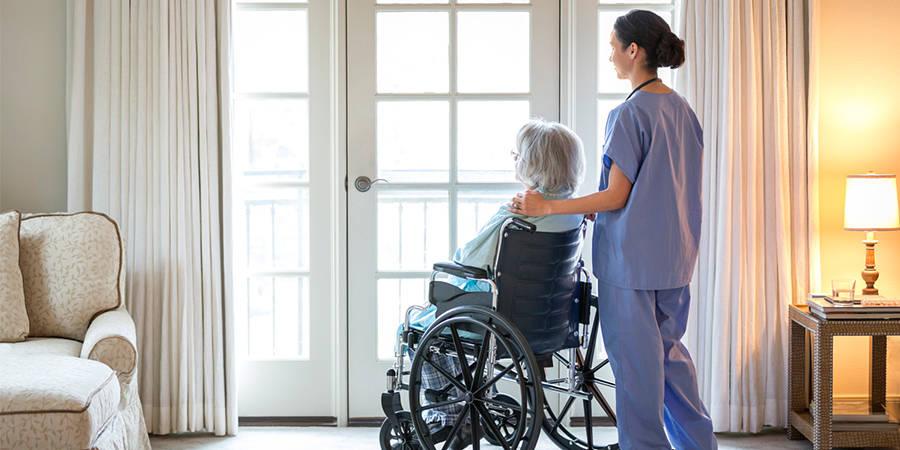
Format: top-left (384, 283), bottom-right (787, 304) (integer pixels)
top-left (862, 238), bottom-right (879, 296)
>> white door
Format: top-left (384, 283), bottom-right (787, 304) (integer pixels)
top-left (346, 0), bottom-right (561, 419)
top-left (231, 0), bottom-right (339, 417)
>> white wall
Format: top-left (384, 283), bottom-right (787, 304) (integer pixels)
top-left (0, 0), bottom-right (67, 213)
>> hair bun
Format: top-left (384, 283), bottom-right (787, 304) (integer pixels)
top-left (655, 31), bottom-right (685, 69)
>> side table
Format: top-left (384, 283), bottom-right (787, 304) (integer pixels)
top-left (788, 305), bottom-right (900, 449)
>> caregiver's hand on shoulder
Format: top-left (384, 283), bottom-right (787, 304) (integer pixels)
top-left (508, 190), bottom-right (549, 217)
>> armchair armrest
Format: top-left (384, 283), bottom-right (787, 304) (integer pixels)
top-left (81, 309), bottom-right (138, 378)
top-left (433, 261), bottom-right (488, 280)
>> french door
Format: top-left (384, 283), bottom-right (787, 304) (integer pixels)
top-left (231, 0), bottom-right (339, 417)
top-left (346, 0), bottom-right (561, 419)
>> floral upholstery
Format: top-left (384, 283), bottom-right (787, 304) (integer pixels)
top-left (0, 212), bottom-right (150, 450)
top-left (0, 353), bottom-right (120, 450)
top-left (19, 212), bottom-right (122, 342)
top-left (0, 211), bottom-right (28, 342)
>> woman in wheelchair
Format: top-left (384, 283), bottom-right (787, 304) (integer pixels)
top-left (400, 118), bottom-right (586, 449)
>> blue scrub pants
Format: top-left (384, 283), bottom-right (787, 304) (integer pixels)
top-left (596, 281), bottom-right (717, 450)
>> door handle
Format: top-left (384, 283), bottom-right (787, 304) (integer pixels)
top-left (354, 176), bottom-right (388, 192)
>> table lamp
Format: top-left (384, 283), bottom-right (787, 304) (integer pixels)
top-left (843, 173), bottom-right (900, 295)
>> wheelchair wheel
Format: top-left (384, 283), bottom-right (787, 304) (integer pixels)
top-left (380, 411), bottom-right (420, 450)
top-left (541, 301), bottom-right (617, 450)
top-left (408, 306), bottom-right (543, 450)
top-left (482, 393), bottom-right (520, 447)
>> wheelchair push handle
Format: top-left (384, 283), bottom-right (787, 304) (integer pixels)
top-left (507, 217), bottom-right (537, 233)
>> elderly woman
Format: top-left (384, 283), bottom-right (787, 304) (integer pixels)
top-left (406, 118), bottom-right (586, 449)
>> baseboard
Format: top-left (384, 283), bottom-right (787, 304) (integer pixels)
top-left (239, 416), bottom-right (337, 427)
top-left (348, 417), bottom-right (384, 427)
top-left (569, 416), bottom-right (615, 427)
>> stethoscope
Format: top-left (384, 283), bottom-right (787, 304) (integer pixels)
top-left (625, 77), bottom-right (660, 101)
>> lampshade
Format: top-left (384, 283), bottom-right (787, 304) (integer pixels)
top-left (844, 173), bottom-right (900, 231)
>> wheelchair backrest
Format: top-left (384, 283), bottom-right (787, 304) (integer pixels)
top-left (492, 218), bottom-right (584, 356)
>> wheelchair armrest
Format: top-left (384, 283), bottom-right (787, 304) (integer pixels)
top-left (433, 261), bottom-right (488, 280)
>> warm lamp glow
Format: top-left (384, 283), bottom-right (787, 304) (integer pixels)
top-left (843, 173), bottom-right (900, 295)
top-left (843, 174), bottom-right (900, 231)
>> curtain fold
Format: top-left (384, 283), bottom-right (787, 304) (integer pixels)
top-left (678, 0), bottom-right (820, 433)
top-left (66, 0), bottom-right (237, 436)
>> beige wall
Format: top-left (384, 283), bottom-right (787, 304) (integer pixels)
top-left (820, 0), bottom-right (900, 397)
top-left (0, 0), bottom-right (67, 213)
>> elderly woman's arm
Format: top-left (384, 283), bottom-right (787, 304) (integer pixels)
top-left (510, 162), bottom-right (633, 216)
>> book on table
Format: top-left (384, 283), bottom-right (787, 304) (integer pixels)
top-left (825, 399), bottom-right (900, 432)
top-left (833, 399), bottom-right (892, 422)
top-left (806, 296), bottom-right (900, 319)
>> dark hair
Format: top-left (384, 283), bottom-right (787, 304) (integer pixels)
top-left (613, 10), bottom-right (685, 70)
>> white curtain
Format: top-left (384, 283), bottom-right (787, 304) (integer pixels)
top-left (677, 0), bottom-right (820, 432)
top-left (66, 0), bottom-right (237, 435)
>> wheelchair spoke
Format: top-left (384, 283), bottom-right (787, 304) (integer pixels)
top-left (474, 402), bottom-right (514, 450)
top-left (470, 329), bottom-right (492, 390)
top-left (439, 403), bottom-right (471, 450)
top-left (474, 355), bottom-right (523, 398)
top-left (547, 395), bottom-right (576, 435)
top-left (449, 325), bottom-right (474, 388)
top-left (420, 354), bottom-right (468, 393)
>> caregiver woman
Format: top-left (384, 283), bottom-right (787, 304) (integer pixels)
top-left (509, 9), bottom-right (717, 450)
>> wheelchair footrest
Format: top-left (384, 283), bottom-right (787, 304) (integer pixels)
top-left (380, 392), bottom-right (405, 429)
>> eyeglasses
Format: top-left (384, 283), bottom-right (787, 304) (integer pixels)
top-left (510, 148), bottom-right (520, 161)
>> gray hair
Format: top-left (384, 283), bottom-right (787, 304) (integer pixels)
top-left (514, 119), bottom-right (585, 194)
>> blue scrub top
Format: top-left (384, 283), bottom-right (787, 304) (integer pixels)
top-left (592, 90), bottom-right (703, 290)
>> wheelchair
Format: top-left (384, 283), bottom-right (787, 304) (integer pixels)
top-left (380, 217), bottom-right (618, 450)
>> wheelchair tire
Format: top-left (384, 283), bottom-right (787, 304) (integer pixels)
top-left (408, 306), bottom-right (543, 450)
top-left (379, 411), bottom-right (420, 450)
top-left (541, 300), bottom-right (618, 450)
top-left (482, 393), bottom-right (521, 446)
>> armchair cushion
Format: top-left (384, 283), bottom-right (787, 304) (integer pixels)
top-left (0, 210), bottom-right (27, 342)
top-left (19, 212), bottom-right (123, 341)
top-left (0, 353), bottom-right (120, 450)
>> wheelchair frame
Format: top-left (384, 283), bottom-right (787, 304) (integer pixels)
top-left (380, 218), bottom-right (617, 450)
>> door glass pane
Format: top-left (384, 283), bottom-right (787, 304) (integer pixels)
top-left (457, 11), bottom-right (530, 93)
top-left (377, 278), bottom-right (429, 360)
top-left (377, 101), bottom-right (450, 182)
top-left (234, 10), bottom-right (308, 93)
top-left (378, 189), bottom-right (450, 271)
top-left (457, 189), bottom-right (522, 245)
top-left (459, 0), bottom-right (528, 3)
top-left (243, 188), bottom-right (310, 270)
top-left (238, 276), bottom-right (310, 359)
top-left (234, 99), bottom-right (309, 182)
top-left (598, 11), bottom-right (631, 95)
top-left (377, 12), bottom-right (449, 94)
top-left (378, 0), bottom-right (446, 3)
top-left (457, 101), bottom-right (529, 182)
